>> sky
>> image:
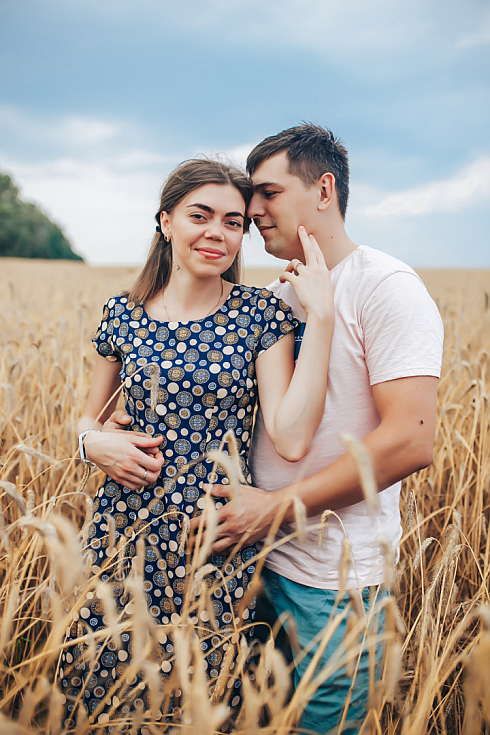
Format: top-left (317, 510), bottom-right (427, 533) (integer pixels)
top-left (1, 0), bottom-right (489, 269)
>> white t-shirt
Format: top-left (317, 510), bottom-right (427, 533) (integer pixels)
top-left (249, 244), bottom-right (444, 589)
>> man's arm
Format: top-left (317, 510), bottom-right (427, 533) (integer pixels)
top-left (206, 375), bottom-right (438, 552)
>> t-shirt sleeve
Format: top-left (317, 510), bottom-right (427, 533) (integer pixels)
top-left (91, 296), bottom-right (123, 362)
top-left (361, 272), bottom-right (444, 385)
top-left (253, 290), bottom-right (299, 358)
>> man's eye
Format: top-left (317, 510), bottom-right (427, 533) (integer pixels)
top-left (263, 191), bottom-right (277, 199)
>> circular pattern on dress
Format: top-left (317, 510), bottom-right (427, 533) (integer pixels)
top-left (62, 285), bottom-right (298, 725)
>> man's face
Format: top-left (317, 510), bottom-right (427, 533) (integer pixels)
top-left (248, 151), bottom-right (318, 261)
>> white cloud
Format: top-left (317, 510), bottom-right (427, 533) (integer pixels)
top-left (0, 121), bottom-right (273, 267)
top-left (159, 0), bottom-right (434, 57)
top-left (362, 158), bottom-right (490, 218)
top-left (0, 106), bottom-right (123, 151)
top-left (58, 116), bottom-right (119, 146)
top-left (457, 16), bottom-right (490, 49)
top-left (1, 155), bottom-right (163, 264)
top-left (0, 106), bottom-right (187, 264)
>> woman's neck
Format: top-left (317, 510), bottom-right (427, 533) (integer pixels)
top-left (146, 272), bottom-right (231, 322)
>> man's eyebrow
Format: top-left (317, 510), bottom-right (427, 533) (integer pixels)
top-left (186, 203), bottom-right (244, 217)
top-left (252, 182), bottom-right (280, 192)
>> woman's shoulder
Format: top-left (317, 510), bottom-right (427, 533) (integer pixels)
top-left (233, 283), bottom-right (280, 304)
top-left (101, 292), bottom-right (138, 318)
top-left (233, 283), bottom-right (295, 316)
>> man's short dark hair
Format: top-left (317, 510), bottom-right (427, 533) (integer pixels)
top-left (246, 123), bottom-right (349, 219)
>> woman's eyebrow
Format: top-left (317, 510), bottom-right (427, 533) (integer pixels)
top-left (186, 203), bottom-right (244, 217)
top-left (186, 202), bottom-right (214, 214)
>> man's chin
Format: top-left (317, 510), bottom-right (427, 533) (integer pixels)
top-left (264, 238), bottom-right (284, 258)
top-left (265, 240), bottom-right (295, 261)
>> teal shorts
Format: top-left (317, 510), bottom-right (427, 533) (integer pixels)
top-left (262, 567), bottom-right (387, 734)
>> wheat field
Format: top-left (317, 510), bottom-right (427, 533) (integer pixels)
top-left (0, 258), bottom-right (489, 734)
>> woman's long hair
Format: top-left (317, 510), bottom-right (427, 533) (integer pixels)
top-left (128, 159), bottom-right (252, 304)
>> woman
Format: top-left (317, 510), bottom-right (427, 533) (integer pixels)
top-left (61, 159), bottom-right (334, 727)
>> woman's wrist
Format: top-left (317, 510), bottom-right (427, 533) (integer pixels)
top-left (303, 305), bottom-right (334, 323)
top-left (78, 429), bottom-right (100, 463)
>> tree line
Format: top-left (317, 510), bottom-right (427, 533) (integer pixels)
top-left (0, 171), bottom-right (83, 260)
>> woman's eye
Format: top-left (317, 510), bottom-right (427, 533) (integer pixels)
top-left (227, 220), bottom-right (243, 228)
top-left (190, 213), bottom-right (206, 221)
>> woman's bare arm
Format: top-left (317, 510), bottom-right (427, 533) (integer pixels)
top-left (255, 228), bottom-right (334, 461)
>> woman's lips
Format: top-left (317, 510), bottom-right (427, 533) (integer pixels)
top-left (195, 248), bottom-right (225, 259)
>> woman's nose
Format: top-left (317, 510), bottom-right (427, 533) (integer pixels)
top-left (205, 223), bottom-right (224, 240)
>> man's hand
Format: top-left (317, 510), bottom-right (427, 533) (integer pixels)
top-left (101, 409), bottom-right (133, 433)
top-left (190, 483), bottom-right (288, 554)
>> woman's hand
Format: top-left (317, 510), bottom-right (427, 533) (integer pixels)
top-left (99, 409), bottom-right (160, 457)
top-left (83, 416), bottom-right (164, 490)
top-left (280, 226), bottom-right (334, 321)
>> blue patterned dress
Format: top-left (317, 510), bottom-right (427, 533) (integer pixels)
top-left (61, 284), bottom-right (297, 726)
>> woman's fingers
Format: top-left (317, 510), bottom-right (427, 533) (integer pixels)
top-left (111, 464), bottom-right (161, 490)
top-left (280, 259), bottom-right (302, 282)
top-left (297, 226), bottom-right (315, 266)
top-left (280, 228), bottom-right (327, 282)
top-left (279, 271), bottom-right (297, 287)
top-left (85, 430), bottom-right (165, 489)
top-left (298, 226), bottom-right (327, 267)
top-left (279, 228), bottom-right (334, 320)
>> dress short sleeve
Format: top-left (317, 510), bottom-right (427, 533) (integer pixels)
top-left (252, 289), bottom-right (299, 358)
top-left (91, 296), bottom-right (123, 362)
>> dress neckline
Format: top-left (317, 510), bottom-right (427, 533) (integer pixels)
top-left (139, 284), bottom-right (243, 325)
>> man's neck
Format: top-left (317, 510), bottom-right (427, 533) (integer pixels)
top-left (315, 218), bottom-right (358, 271)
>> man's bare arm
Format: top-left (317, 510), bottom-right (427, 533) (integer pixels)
top-left (204, 375), bottom-right (438, 552)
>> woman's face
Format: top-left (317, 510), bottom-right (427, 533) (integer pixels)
top-left (160, 183), bottom-right (246, 278)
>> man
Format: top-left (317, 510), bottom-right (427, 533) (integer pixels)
top-left (205, 124), bottom-right (444, 733)
top-left (95, 124), bottom-right (443, 732)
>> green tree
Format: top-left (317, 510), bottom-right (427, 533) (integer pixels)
top-left (0, 172), bottom-right (83, 260)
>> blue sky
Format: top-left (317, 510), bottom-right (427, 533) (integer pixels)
top-left (1, 0), bottom-right (489, 268)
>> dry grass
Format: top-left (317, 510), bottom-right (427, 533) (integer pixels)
top-left (1, 259), bottom-right (489, 734)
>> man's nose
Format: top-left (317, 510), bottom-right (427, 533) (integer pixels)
top-left (247, 193), bottom-right (264, 219)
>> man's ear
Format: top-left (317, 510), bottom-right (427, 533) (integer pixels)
top-left (317, 172), bottom-right (335, 211)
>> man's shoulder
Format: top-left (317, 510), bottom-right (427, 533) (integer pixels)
top-left (345, 245), bottom-right (419, 281)
top-left (337, 245), bottom-right (426, 308)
